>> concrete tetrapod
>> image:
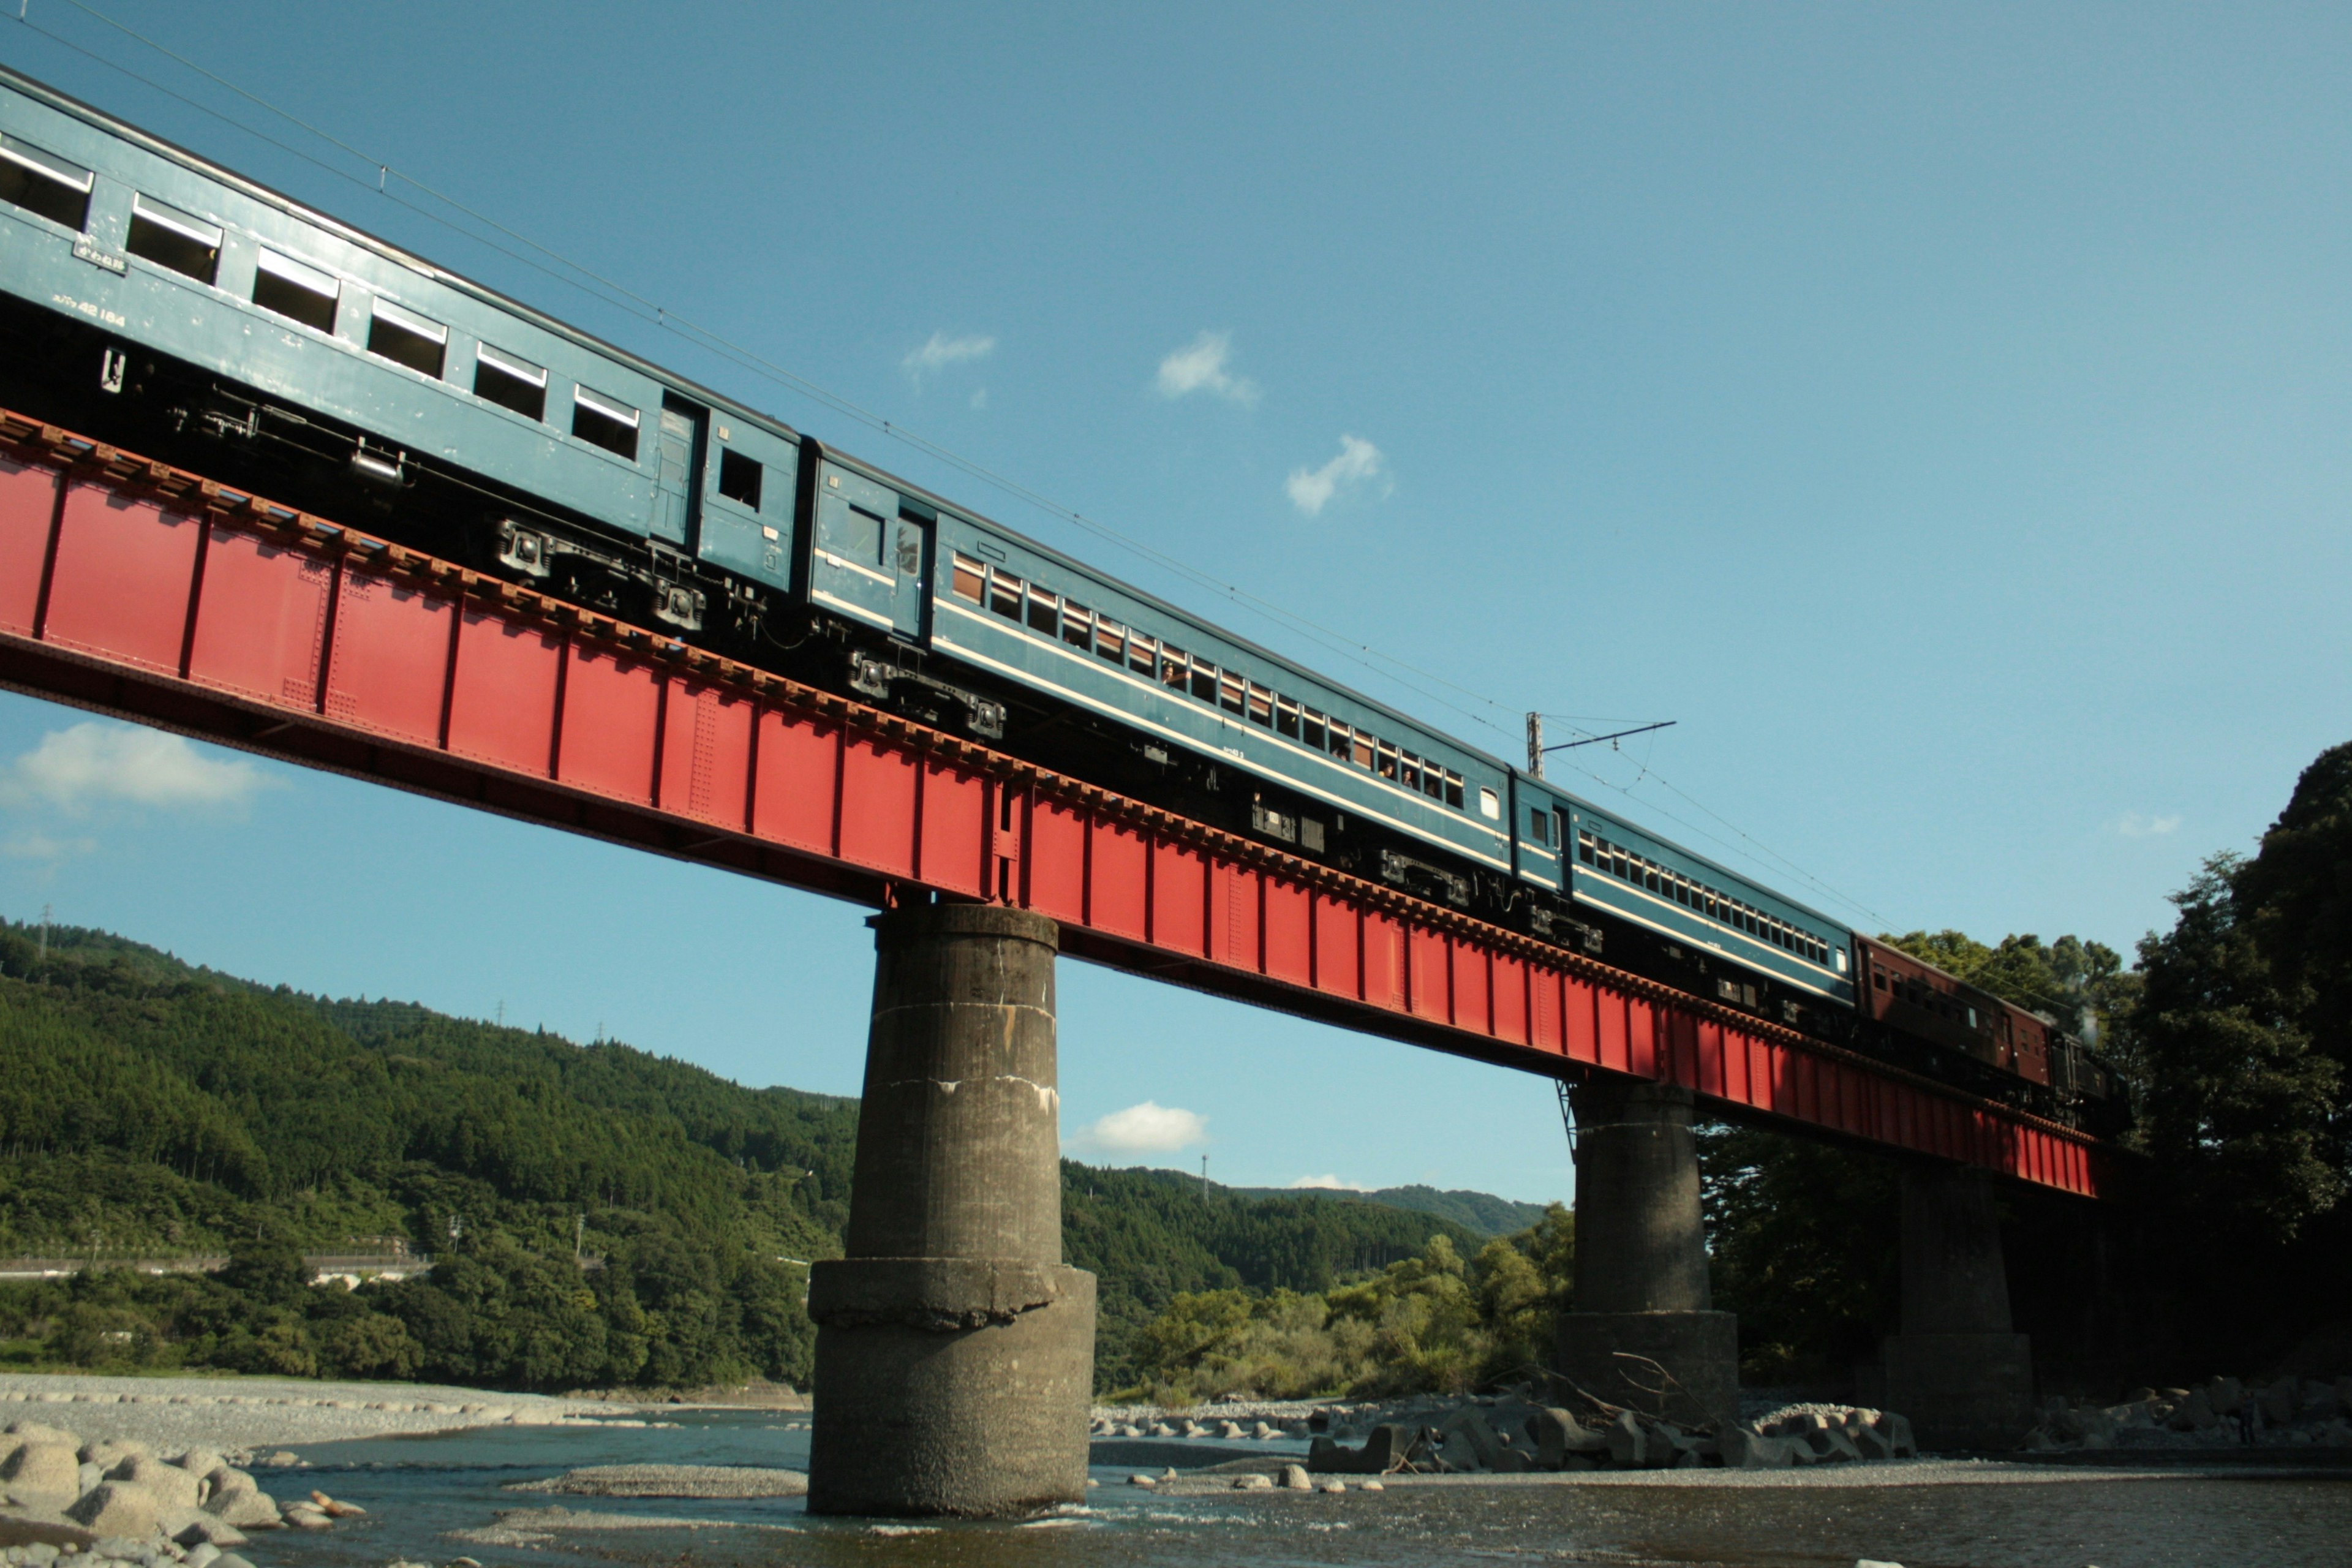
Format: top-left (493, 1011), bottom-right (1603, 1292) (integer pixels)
top-left (807, 903), bottom-right (1097, 1517)
top-left (1553, 1080), bottom-right (1738, 1429)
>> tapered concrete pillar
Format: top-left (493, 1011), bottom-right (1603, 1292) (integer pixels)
top-left (1880, 1163), bottom-right (2034, 1450)
top-left (807, 903), bottom-right (1096, 1517)
top-left (1554, 1080), bottom-right (1738, 1428)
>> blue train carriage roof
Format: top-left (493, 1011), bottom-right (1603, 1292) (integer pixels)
top-left (1549, 784), bottom-right (1858, 1006)
top-left (0, 65), bottom-right (810, 466)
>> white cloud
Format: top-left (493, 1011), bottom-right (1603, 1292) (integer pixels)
top-left (969, 386), bottom-right (989, 410)
top-left (0, 831), bottom-right (97, 861)
top-left (1156, 331), bottom-right (1261, 406)
top-left (1285, 434), bottom-right (1387, 516)
top-left (1079, 1101), bottom-right (1207, 1153)
top-left (1287, 1175), bottom-right (1370, 1191)
top-left (2, 722), bottom-right (273, 813)
top-left (903, 332), bottom-right (996, 385)
top-left (2115, 812), bottom-right (2182, 839)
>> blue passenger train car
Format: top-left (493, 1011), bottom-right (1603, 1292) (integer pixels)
top-left (0, 64), bottom-right (2118, 1129)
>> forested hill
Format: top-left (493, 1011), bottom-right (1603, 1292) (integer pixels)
top-left (1229, 1183), bottom-right (1551, 1237)
top-left (0, 921), bottom-right (1476, 1392)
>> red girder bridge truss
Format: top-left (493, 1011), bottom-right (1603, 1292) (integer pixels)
top-left (0, 409), bottom-right (2111, 1200)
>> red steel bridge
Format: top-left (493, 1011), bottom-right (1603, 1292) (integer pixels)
top-left (0, 407), bottom-right (2110, 1200)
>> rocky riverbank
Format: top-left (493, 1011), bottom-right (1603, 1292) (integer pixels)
top-left (0, 1376), bottom-right (608, 1452)
top-left (1099, 1387), bottom-right (1919, 1472)
top-left (2026, 1374), bottom-right (2352, 1452)
top-left (0, 1414), bottom-right (378, 1568)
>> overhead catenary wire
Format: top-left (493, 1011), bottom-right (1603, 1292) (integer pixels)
top-left (5, 1), bottom-right (1898, 933)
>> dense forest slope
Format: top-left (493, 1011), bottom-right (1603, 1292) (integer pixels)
top-left (0, 921), bottom-right (1474, 1391)
top-left (1228, 1184), bottom-right (1551, 1237)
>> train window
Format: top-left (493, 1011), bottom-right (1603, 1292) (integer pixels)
top-left (251, 248), bottom-right (338, 332)
top-left (361, 300), bottom-right (449, 379)
top-left (573, 387), bottom-right (641, 459)
top-left (1479, 787), bottom-right (1501, 821)
top-left (1247, 684), bottom-right (1274, 725)
top-left (1061, 603), bottom-right (1093, 649)
top-left (717, 448), bottom-right (763, 509)
top-left (0, 135), bottom-right (93, 230)
top-left (1160, 646), bottom-right (1189, 688)
top-left (1025, 587), bottom-right (1059, 636)
top-left (1528, 808), bottom-right (1550, 845)
top-left (126, 194), bottom-right (221, 284)
top-left (1376, 742), bottom-right (1399, 780)
top-left (1127, 633), bottom-right (1157, 674)
top-left (1275, 698), bottom-right (1300, 739)
top-left (951, 554), bottom-right (986, 603)
top-left (1095, 617), bottom-right (1124, 661)
top-left (473, 342), bottom-right (543, 414)
top-left (1578, 832), bottom-right (1595, 864)
top-left (1446, 772), bottom-right (1464, 809)
top-left (1213, 671), bottom-right (1241, 714)
top-left (989, 571), bottom-right (1023, 619)
top-left (1351, 734), bottom-right (1375, 769)
top-left (1191, 663), bottom-right (1218, 703)
top-left (1400, 755), bottom-right (1421, 790)
top-left (1302, 709), bottom-right (1325, 749)
top-left (1324, 722), bottom-right (1349, 759)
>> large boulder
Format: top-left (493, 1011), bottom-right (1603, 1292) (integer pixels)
top-left (64, 1483), bottom-right (159, 1538)
top-left (110, 1458), bottom-right (201, 1511)
top-left (175, 1517), bottom-right (248, 1549)
top-left (1525, 1408), bottom-right (1605, 1470)
top-left (1306, 1423), bottom-right (1406, 1474)
top-left (2, 1425), bottom-right (77, 1448)
top-left (1605, 1411), bottom-right (1652, 1468)
top-left (0, 1444), bottom-right (80, 1505)
top-left (1719, 1425), bottom-right (1796, 1468)
top-left (203, 1479), bottom-right (281, 1531)
top-left (175, 1450), bottom-right (227, 1488)
top-left (77, 1442), bottom-right (148, 1468)
top-left (2260, 1379), bottom-right (2301, 1425)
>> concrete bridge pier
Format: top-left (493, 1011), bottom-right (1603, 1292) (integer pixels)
top-left (807, 903), bottom-right (1096, 1517)
top-left (1555, 1080), bottom-right (1738, 1428)
top-left (1880, 1163), bottom-right (2034, 1450)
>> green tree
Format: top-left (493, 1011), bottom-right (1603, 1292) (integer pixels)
top-left (2128, 854), bottom-right (2342, 1238)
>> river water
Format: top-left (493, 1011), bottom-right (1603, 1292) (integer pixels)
top-left (239, 1412), bottom-right (2350, 1568)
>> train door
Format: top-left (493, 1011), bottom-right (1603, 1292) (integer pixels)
top-left (889, 506), bottom-right (932, 641)
top-left (653, 396), bottom-right (707, 549)
top-left (813, 464), bottom-right (928, 642)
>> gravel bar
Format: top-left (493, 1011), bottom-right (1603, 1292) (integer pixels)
top-left (0, 1373), bottom-right (616, 1453)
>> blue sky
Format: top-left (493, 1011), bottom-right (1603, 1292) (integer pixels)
top-left (0, 3), bottom-right (2345, 1204)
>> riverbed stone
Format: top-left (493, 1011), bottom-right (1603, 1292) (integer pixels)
top-left (202, 1487), bottom-right (278, 1531)
top-left (1605, 1411), bottom-right (1649, 1468)
top-left (172, 1519), bottom-right (243, 1550)
top-left (107, 1461), bottom-right (197, 1512)
top-left (1280, 1463), bottom-right (1311, 1491)
top-left (0, 1446), bottom-right (78, 1506)
top-left (64, 1485), bottom-right (159, 1538)
top-left (1232, 1474), bottom-right (1272, 1490)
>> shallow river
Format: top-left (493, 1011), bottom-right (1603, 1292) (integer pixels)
top-left (241, 1412), bottom-right (2348, 1568)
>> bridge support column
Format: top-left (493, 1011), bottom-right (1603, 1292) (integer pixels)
top-left (807, 903), bottom-right (1096, 1517)
top-left (1554, 1080), bottom-right (1738, 1428)
top-left (1880, 1163), bottom-right (2034, 1450)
